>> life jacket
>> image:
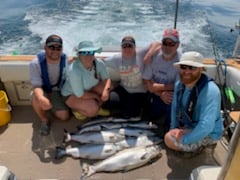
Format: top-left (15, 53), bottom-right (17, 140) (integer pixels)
top-left (176, 73), bottom-right (213, 127)
top-left (37, 52), bottom-right (66, 93)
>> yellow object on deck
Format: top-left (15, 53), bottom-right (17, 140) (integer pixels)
top-left (0, 90), bottom-right (11, 126)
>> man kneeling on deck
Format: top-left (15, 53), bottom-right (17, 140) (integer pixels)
top-left (164, 51), bottom-right (223, 154)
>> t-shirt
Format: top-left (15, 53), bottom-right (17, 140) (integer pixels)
top-left (104, 48), bottom-right (148, 93)
top-left (61, 58), bottom-right (109, 97)
top-left (142, 51), bottom-right (180, 84)
top-left (29, 53), bottom-right (68, 91)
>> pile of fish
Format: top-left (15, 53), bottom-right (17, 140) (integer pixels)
top-left (55, 117), bottom-right (162, 179)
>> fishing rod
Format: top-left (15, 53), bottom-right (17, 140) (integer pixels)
top-left (174, 0), bottom-right (179, 29)
top-left (206, 15), bottom-right (236, 140)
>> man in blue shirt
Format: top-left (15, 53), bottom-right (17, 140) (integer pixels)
top-left (164, 51), bottom-right (223, 153)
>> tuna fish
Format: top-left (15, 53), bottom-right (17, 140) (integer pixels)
top-left (63, 129), bottom-right (125, 144)
top-left (81, 144), bottom-right (162, 179)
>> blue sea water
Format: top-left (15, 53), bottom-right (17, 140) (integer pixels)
top-left (0, 0), bottom-right (239, 58)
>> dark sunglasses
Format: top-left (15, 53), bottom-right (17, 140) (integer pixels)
top-left (47, 45), bottom-right (62, 51)
top-left (179, 65), bottom-right (197, 70)
top-left (78, 51), bottom-right (95, 56)
top-left (122, 44), bottom-right (134, 48)
top-left (162, 41), bottom-right (176, 47)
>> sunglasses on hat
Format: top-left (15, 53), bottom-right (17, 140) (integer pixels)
top-left (78, 51), bottom-right (95, 56)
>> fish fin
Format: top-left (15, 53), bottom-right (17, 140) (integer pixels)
top-left (81, 164), bottom-right (95, 180)
top-left (140, 153), bottom-right (148, 160)
top-left (55, 146), bottom-right (66, 160)
top-left (63, 129), bottom-right (71, 143)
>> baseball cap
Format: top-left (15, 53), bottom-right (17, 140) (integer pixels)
top-left (162, 28), bottom-right (179, 43)
top-left (174, 51), bottom-right (205, 68)
top-left (45, 35), bottom-right (63, 46)
top-left (121, 36), bottom-right (136, 46)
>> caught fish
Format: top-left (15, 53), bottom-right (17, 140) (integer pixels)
top-left (116, 135), bottom-right (162, 148)
top-left (78, 117), bottom-right (141, 129)
top-left (76, 122), bottom-right (123, 134)
top-left (76, 121), bottom-right (158, 134)
top-left (63, 129), bottom-right (125, 144)
top-left (56, 135), bottom-right (162, 160)
top-left (109, 127), bottom-right (156, 137)
top-left (81, 144), bottom-right (162, 179)
top-left (55, 143), bottom-right (122, 160)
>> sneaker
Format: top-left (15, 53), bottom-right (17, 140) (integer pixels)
top-left (97, 108), bottom-right (110, 116)
top-left (72, 111), bottom-right (87, 121)
top-left (39, 122), bottom-right (50, 136)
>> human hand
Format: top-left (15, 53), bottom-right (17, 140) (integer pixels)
top-left (39, 96), bottom-right (52, 110)
top-left (158, 91), bottom-right (173, 105)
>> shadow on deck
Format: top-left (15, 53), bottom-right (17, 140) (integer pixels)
top-left (0, 106), bottom-right (226, 180)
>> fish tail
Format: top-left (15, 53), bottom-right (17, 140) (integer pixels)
top-left (63, 129), bottom-right (71, 142)
top-left (55, 146), bottom-right (66, 160)
top-left (81, 164), bottom-right (95, 179)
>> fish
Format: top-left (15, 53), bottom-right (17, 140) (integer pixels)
top-left (76, 121), bottom-right (158, 134)
top-left (56, 135), bottom-right (162, 160)
top-left (55, 143), bottom-right (122, 160)
top-left (115, 135), bottom-right (162, 148)
top-left (81, 144), bottom-right (162, 179)
top-left (78, 117), bottom-right (142, 129)
top-left (109, 127), bottom-right (156, 137)
top-left (63, 129), bottom-right (125, 144)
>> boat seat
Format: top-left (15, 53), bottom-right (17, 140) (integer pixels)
top-left (229, 111), bottom-right (240, 123)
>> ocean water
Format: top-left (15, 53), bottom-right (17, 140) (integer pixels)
top-left (0, 0), bottom-right (239, 58)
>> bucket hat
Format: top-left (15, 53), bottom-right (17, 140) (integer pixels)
top-left (174, 51), bottom-right (205, 67)
top-left (75, 41), bottom-right (102, 53)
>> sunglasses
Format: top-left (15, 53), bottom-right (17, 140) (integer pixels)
top-left (162, 41), bottom-right (176, 47)
top-left (179, 65), bottom-right (197, 70)
top-left (122, 44), bottom-right (134, 48)
top-left (47, 45), bottom-right (62, 51)
top-left (78, 51), bottom-right (95, 56)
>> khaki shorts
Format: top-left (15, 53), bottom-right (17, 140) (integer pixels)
top-left (170, 133), bottom-right (217, 152)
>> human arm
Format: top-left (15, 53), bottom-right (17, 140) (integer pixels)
top-left (143, 42), bottom-right (161, 64)
top-left (101, 78), bottom-right (111, 102)
top-left (32, 87), bottom-right (52, 110)
top-left (143, 79), bottom-right (174, 104)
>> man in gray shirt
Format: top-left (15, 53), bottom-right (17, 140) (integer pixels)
top-left (104, 36), bottom-right (160, 118)
top-left (142, 28), bottom-right (181, 133)
top-left (29, 34), bottom-right (70, 135)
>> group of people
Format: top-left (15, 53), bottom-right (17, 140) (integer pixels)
top-left (29, 28), bottom-right (223, 154)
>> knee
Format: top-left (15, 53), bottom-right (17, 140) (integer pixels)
top-left (85, 106), bottom-right (99, 117)
top-left (55, 110), bottom-right (70, 121)
top-left (164, 132), bottom-right (172, 148)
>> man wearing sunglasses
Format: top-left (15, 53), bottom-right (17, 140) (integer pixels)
top-left (104, 36), bottom-right (160, 118)
top-left (142, 28), bottom-right (181, 134)
top-left (61, 41), bottom-right (111, 120)
top-left (164, 51), bottom-right (223, 155)
top-left (29, 34), bottom-right (70, 136)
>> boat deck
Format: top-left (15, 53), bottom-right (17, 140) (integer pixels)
top-left (0, 106), bottom-right (227, 180)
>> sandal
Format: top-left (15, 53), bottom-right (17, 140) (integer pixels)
top-left (39, 122), bottom-right (50, 136)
